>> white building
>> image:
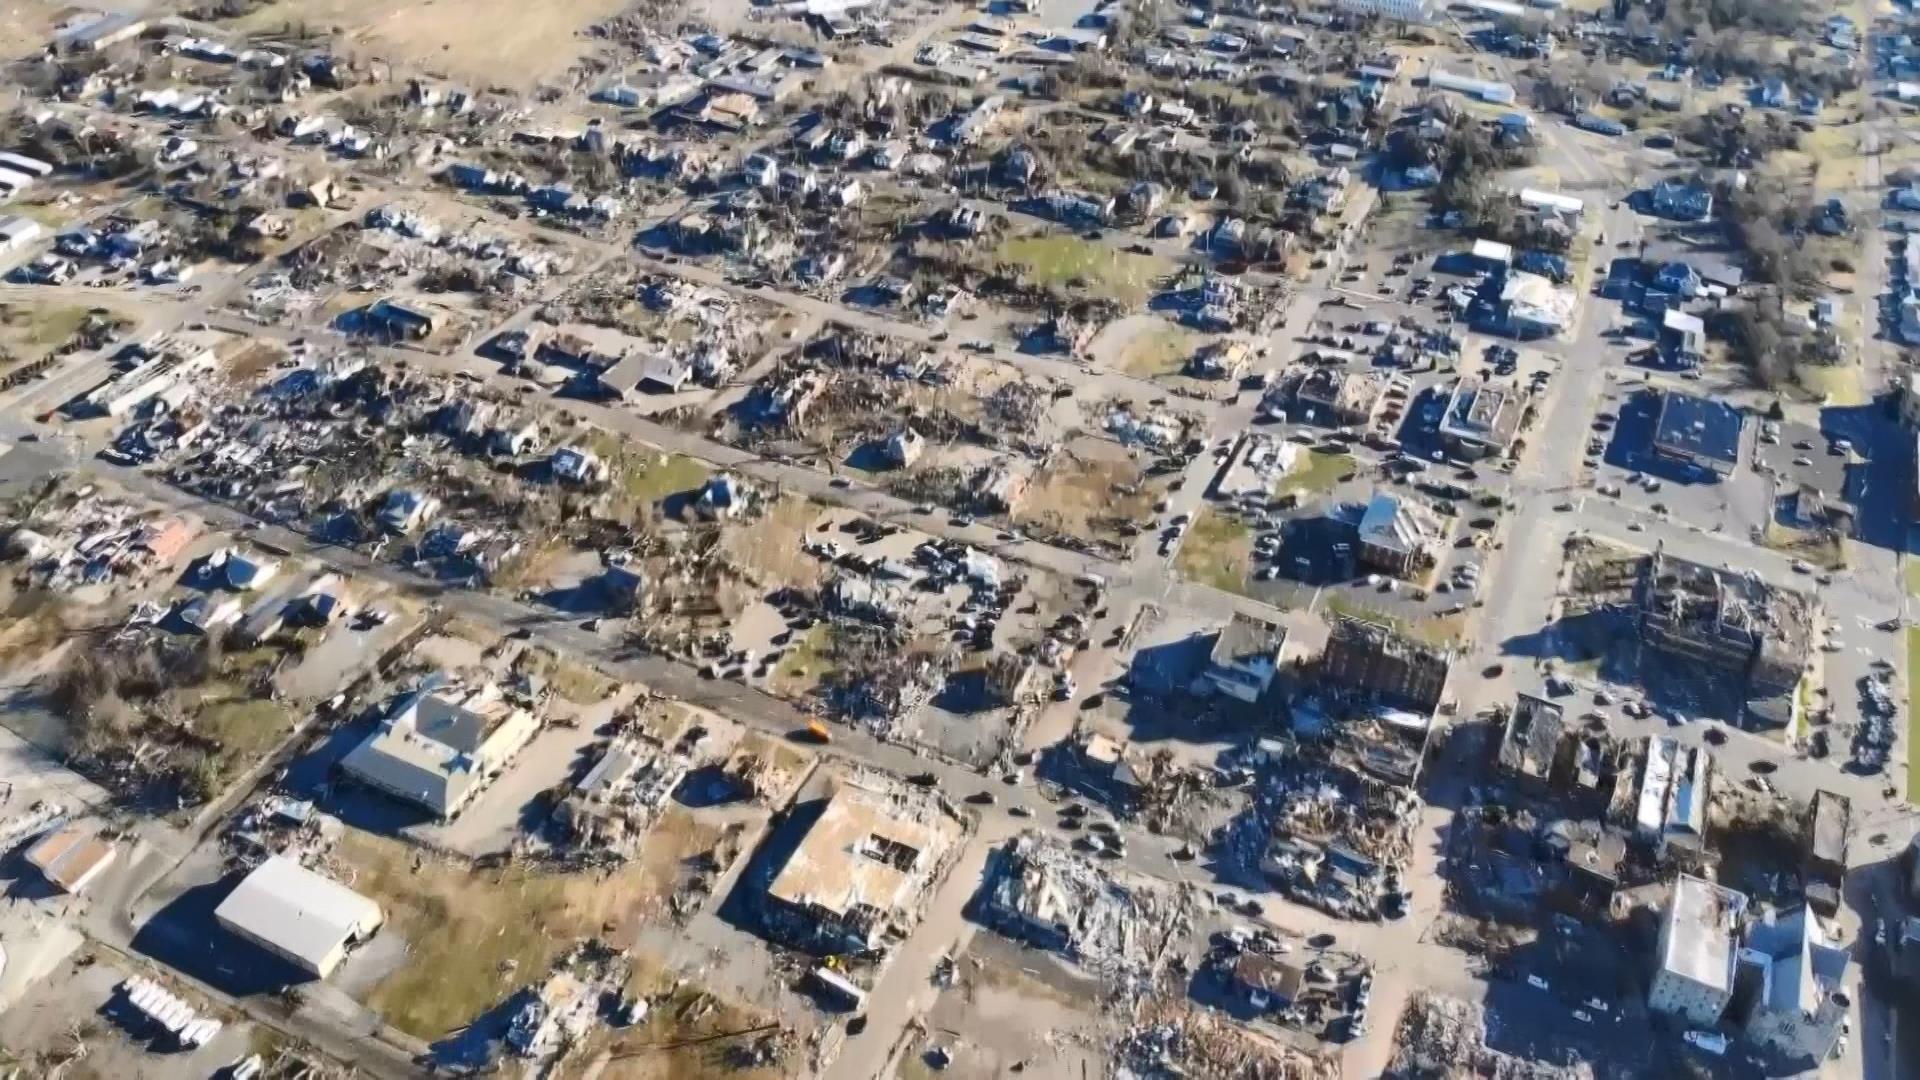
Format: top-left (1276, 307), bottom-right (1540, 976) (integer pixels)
top-left (1336, 0), bottom-right (1434, 21)
top-left (339, 678), bottom-right (542, 818)
top-left (1635, 735), bottom-right (1712, 848)
top-left (1205, 613), bottom-right (1287, 702)
top-left (0, 214), bottom-right (43, 255)
top-left (1649, 874), bottom-right (1746, 1025)
top-left (1518, 188), bottom-right (1585, 222)
top-left (214, 856), bottom-right (384, 977)
top-left (1428, 69), bottom-right (1516, 104)
top-left (1739, 906), bottom-right (1850, 1064)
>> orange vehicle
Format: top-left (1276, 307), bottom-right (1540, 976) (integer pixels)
top-left (804, 719), bottom-right (832, 744)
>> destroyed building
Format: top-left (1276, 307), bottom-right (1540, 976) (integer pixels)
top-left (1803, 790), bottom-right (1849, 915)
top-left (976, 833), bottom-right (1172, 976)
top-left (759, 777), bottom-right (957, 954)
top-left (1318, 615), bottom-right (1452, 715)
top-left (1250, 751), bottom-right (1421, 920)
top-left (1626, 735), bottom-right (1712, 852)
top-left (1205, 612), bottom-right (1287, 703)
top-left (557, 739), bottom-right (691, 857)
top-left (1497, 693), bottom-right (1566, 789)
top-left (1636, 551), bottom-right (1813, 726)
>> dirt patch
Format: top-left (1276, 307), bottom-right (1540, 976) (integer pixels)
top-left (230, 0), bottom-right (631, 89)
top-left (1097, 317), bottom-right (1201, 378)
top-left (559, 984), bottom-right (788, 1080)
top-left (721, 497), bottom-right (826, 590)
top-left (1016, 439), bottom-right (1155, 546)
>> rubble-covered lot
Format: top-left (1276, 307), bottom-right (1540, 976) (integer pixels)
top-left (894, 931), bottom-right (1115, 1080)
top-left (1217, 747), bottom-right (1422, 922)
top-left (1390, 993), bottom-right (1593, 1080)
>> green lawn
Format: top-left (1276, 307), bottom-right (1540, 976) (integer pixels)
top-left (1173, 511), bottom-right (1252, 595)
top-left (996, 234), bottom-right (1173, 307)
top-left (584, 434), bottom-right (711, 521)
top-left (195, 696), bottom-right (294, 760)
top-left (1279, 450), bottom-right (1354, 496)
top-left (772, 623), bottom-right (834, 697)
top-left (1117, 320), bottom-right (1200, 377)
top-left (1904, 557), bottom-right (1920, 599)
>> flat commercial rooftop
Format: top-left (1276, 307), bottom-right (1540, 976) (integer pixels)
top-left (1662, 873), bottom-right (1744, 992)
top-left (766, 780), bottom-right (954, 924)
top-left (1653, 391), bottom-right (1743, 470)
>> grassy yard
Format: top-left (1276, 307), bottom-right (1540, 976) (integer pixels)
top-left (1115, 320), bottom-right (1200, 377)
top-left (347, 829), bottom-right (663, 1039)
top-left (1761, 520), bottom-right (1847, 570)
top-left (1173, 511), bottom-right (1252, 595)
top-left (1278, 450), bottom-right (1354, 496)
top-left (1904, 557), bottom-right (1920, 599)
top-left (585, 434), bottom-right (711, 522)
top-left (721, 496), bottom-right (826, 589)
top-left (513, 647), bottom-right (619, 704)
top-left (1796, 362), bottom-right (1867, 407)
top-left (771, 623), bottom-right (834, 698)
top-left (193, 694), bottom-right (295, 761)
top-left (0, 303), bottom-right (92, 354)
top-left (996, 234), bottom-right (1173, 308)
top-left (1320, 592), bottom-right (1465, 646)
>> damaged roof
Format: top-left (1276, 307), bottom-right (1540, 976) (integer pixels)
top-left (765, 778), bottom-right (952, 924)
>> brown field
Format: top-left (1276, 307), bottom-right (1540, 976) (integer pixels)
top-left (232, 0), bottom-right (632, 89)
top-left (343, 805), bottom-right (736, 1039)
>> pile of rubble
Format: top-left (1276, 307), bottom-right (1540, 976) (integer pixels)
top-left (1388, 993), bottom-right (1590, 1080)
top-left (976, 834), bottom-right (1186, 984)
top-left (1116, 999), bottom-right (1338, 1080)
top-left (1223, 754), bottom-right (1420, 920)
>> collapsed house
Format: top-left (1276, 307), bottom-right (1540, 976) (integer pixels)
top-left (758, 776), bottom-right (958, 954)
top-left (1618, 735), bottom-right (1713, 853)
top-left (557, 738), bottom-right (691, 857)
top-left (1802, 790), bottom-right (1849, 916)
top-left (1302, 617), bottom-right (1453, 786)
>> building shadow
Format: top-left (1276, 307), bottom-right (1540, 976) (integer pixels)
top-left (1820, 398), bottom-right (1913, 553)
top-left (131, 874), bottom-right (317, 998)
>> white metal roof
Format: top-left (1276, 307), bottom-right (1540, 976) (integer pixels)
top-left (215, 856), bottom-right (381, 973)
